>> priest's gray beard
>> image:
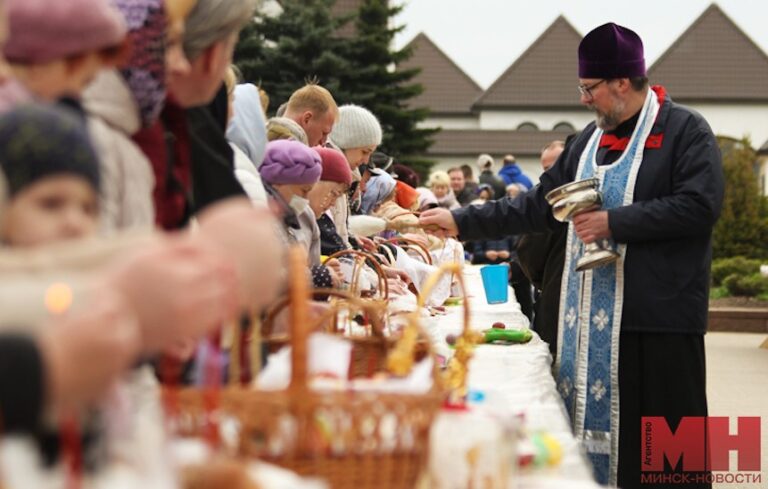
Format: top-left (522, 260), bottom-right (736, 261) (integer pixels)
top-left (591, 96), bottom-right (626, 131)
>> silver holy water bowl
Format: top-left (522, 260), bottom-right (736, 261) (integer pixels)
top-left (545, 177), bottom-right (619, 271)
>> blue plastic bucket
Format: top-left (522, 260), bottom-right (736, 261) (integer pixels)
top-left (480, 264), bottom-right (510, 304)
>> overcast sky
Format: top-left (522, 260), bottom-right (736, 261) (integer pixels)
top-left (393, 0), bottom-right (768, 88)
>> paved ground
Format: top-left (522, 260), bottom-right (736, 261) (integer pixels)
top-left (705, 332), bottom-right (768, 488)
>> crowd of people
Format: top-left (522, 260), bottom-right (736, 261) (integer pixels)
top-left (418, 152), bottom-right (553, 324)
top-left (0, 0), bottom-right (484, 484)
top-left (0, 0), bottom-right (726, 487)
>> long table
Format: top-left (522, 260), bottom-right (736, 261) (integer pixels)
top-left (425, 265), bottom-right (602, 488)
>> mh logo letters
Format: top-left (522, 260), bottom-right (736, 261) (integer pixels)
top-left (642, 416), bottom-right (761, 472)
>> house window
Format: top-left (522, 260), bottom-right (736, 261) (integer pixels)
top-left (517, 122), bottom-right (538, 131)
top-left (554, 121), bottom-right (575, 132)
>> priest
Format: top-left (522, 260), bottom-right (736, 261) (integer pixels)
top-left (420, 22), bottom-right (723, 488)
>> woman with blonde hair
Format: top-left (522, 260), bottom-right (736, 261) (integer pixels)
top-left (427, 170), bottom-right (460, 210)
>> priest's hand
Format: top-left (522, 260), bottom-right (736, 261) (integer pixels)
top-left (419, 208), bottom-right (458, 238)
top-left (573, 211), bottom-right (611, 244)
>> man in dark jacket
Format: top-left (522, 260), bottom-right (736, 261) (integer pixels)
top-left (517, 140), bottom-right (566, 359)
top-left (421, 23), bottom-right (723, 489)
top-left (448, 166), bottom-right (476, 206)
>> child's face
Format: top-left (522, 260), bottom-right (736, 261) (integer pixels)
top-left (11, 51), bottom-right (112, 102)
top-left (432, 184), bottom-right (449, 199)
top-left (2, 175), bottom-right (98, 247)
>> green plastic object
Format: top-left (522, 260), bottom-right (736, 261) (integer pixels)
top-left (483, 328), bottom-right (533, 344)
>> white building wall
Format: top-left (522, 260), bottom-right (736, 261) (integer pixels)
top-left (686, 104), bottom-right (768, 145)
top-left (478, 110), bottom-right (593, 131)
top-left (426, 105), bottom-right (768, 142)
top-left (758, 158), bottom-right (768, 196)
top-left (423, 105), bottom-right (768, 195)
top-left (427, 157), bottom-right (473, 176)
top-left (419, 116), bottom-right (480, 130)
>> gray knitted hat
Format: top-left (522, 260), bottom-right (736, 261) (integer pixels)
top-left (329, 104), bottom-right (382, 150)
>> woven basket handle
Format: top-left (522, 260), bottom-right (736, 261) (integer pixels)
top-left (323, 249), bottom-right (389, 300)
top-left (312, 288), bottom-right (387, 336)
top-left (262, 288), bottom-right (387, 338)
top-left (288, 247), bottom-right (310, 391)
top-left (377, 242), bottom-right (397, 265)
top-left (386, 237), bottom-right (434, 265)
top-left (416, 262), bottom-right (473, 404)
top-left (386, 262), bottom-right (469, 379)
top-left (416, 262), bottom-right (469, 335)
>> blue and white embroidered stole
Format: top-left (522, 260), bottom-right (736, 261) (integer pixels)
top-left (555, 89), bottom-right (659, 486)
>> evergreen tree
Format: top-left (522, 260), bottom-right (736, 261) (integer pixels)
top-left (234, 0), bottom-right (436, 176)
top-left (712, 137), bottom-right (768, 259)
top-left (234, 0), bottom-right (352, 112)
top-left (338, 0), bottom-right (437, 177)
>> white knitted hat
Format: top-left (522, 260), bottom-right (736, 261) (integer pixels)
top-left (329, 104), bottom-right (383, 150)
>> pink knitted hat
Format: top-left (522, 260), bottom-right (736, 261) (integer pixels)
top-left (4, 0), bottom-right (127, 64)
top-left (314, 147), bottom-right (352, 186)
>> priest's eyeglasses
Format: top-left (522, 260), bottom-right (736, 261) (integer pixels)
top-left (578, 79), bottom-right (606, 99)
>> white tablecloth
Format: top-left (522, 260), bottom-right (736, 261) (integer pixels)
top-left (426, 265), bottom-right (601, 488)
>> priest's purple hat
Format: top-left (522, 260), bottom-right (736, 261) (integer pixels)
top-left (578, 23), bottom-right (646, 79)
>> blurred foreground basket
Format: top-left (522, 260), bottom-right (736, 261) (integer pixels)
top-left (165, 247), bottom-right (445, 489)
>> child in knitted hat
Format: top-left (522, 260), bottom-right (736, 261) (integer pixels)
top-left (2, 0), bottom-right (127, 107)
top-left (0, 104), bottom-right (101, 247)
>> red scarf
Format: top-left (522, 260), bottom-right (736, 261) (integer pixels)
top-left (598, 85), bottom-right (666, 151)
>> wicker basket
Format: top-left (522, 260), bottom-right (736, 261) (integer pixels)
top-left (414, 262), bottom-right (476, 405)
top-left (386, 237), bottom-right (433, 265)
top-left (322, 248), bottom-right (390, 299)
top-left (262, 288), bottom-right (405, 379)
top-left (164, 247), bottom-right (444, 489)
